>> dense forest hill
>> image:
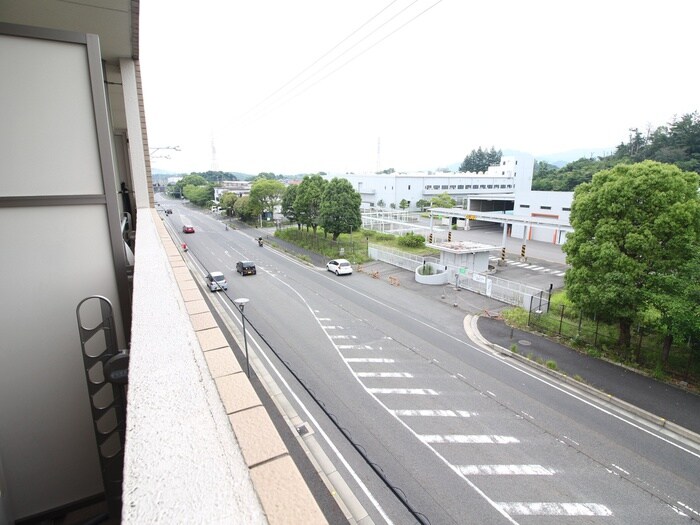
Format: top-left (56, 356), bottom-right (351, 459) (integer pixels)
top-left (532, 112), bottom-right (700, 191)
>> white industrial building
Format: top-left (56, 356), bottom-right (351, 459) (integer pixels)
top-left (329, 154), bottom-right (574, 244)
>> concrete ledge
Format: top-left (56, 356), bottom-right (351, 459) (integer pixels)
top-left (123, 208), bottom-right (265, 524)
top-left (250, 455), bottom-right (327, 525)
top-left (229, 406), bottom-right (288, 467)
top-left (124, 208), bottom-right (328, 524)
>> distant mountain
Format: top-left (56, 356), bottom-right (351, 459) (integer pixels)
top-left (532, 148), bottom-right (614, 167)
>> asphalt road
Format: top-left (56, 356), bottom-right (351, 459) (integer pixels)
top-left (157, 197), bottom-right (700, 525)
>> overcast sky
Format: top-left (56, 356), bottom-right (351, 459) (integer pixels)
top-left (139, 0), bottom-right (698, 175)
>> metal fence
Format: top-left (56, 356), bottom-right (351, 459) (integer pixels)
top-left (526, 301), bottom-right (699, 380)
top-left (369, 245), bottom-right (546, 308)
top-left (368, 244), bottom-right (439, 272)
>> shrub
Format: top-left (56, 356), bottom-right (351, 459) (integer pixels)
top-left (418, 264), bottom-right (434, 276)
top-left (397, 232), bottom-right (425, 248)
top-left (546, 360), bottom-right (558, 370)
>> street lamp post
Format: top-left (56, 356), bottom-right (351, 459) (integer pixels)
top-left (234, 298), bottom-right (250, 377)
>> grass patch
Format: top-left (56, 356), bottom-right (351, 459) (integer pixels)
top-left (545, 360), bottom-right (558, 370)
top-left (501, 307), bottom-right (528, 327)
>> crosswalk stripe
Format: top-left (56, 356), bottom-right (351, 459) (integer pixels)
top-left (357, 372), bottom-right (413, 378)
top-left (390, 409), bottom-right (475, 417)
top-left (456, 465), bottom-right (554, 475)
top-left (369, 388), bottom-right (438, 395)
top-left (496, 502), bottom-right (612, 516)
top-left (420, 435), bottom-right (519, 444)
top-left (345, 358), bottom-right (394, 363)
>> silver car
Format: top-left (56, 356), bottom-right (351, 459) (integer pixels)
top-left (206, 271), bottom-right (228, 291)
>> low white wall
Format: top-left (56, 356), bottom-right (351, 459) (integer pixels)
top-left (415, 262), bottom-right (449, 285)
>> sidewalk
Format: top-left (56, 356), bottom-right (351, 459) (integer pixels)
top-left (471, 315), bottom-right (700, 442)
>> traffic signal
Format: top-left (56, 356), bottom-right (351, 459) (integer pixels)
top-left (447, 231), bottom-right (452, 242)
top-left (428, 233), bottom-right (433, 244)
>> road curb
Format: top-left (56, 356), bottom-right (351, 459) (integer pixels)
top-left (464, 315), bottom-right (700, 447)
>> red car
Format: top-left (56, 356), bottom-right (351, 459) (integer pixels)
top-left (182, 225), bottom-right (195, 233)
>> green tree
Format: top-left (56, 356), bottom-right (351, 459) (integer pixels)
top-left (252, 172), bottom-right (282, 181)
top-left (173, 174), bottom-right (208, 199)
top-left (459, 146), bottom-right (502, 173)
top-left (250, 179), bottom-right (285, 218)
top-left (399, 199), bottom-right (409, 210)
top-left (376, 199), bottom-right (385, 208)
top-left (182, 184), bottom-right (214, 206)
top-left (563, 161), bottom-right (700, 349)
top-left (319, 178), bottom-right (361, 241)
top-left (219, 192), bottom-right (238, 216)
top-left (431, 192), bottom-right (456, 208)
top-left (233, 195), bottom-right (255, 221)
top-left (646, 254), bottom-right (700, 365)
top-left (281, 185), bottom-right (300, 227)
top-left (415, 198), bottom-right (431, 210)
top-left (294, 175), bottom-right (327, 234)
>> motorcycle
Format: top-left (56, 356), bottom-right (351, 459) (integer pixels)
top-left (182, 243), bottom-right (188, 252)
top-left (257, 237), bottom-right (263, 247)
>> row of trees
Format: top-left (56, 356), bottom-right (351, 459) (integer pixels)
top-left (563, 160), bottom-right (700, 361)
top-left (281, 175), bottom-right (361, 240)
top-left (459, 147), bottom-right (502, 173)
top-left (168, 171), bottom-right (363, 242)
top-left (533, 112), bottom-right (700, 191)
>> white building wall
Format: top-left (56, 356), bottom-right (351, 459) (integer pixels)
top-left (512, 190), bottom-right (574, 243)
top-left (330, 154), bottom-right (533, 211)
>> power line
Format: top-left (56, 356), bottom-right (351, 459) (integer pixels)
top-left (221, 0), bottom-right (444, 132)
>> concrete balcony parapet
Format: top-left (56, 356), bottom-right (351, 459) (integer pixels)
top-left (123, 208), bottom-right (327, 524)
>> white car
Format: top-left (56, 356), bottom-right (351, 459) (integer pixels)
top-left (326, 259), bottom-right (352, 275)
top-left (206, 271), bottom-right (228, 292)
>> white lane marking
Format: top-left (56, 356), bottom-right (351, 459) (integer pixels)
top-left (357, 372), bottom-right (413, 378)
top-left (420, 435), bottom-right (519, 444)
top-left (391, 409), bottom-right (476, 417)
top-left (456, 465), bottom-right (555, 475)
top-left (214, 296), bottom-right (393, 523)
top-left (345, 358), bottom-right (395, 363)
top-left (263, 257), bottom-right (648, 524)
top-left (369, 388), bottom-right (438, 395)
top-left (259, 274), bottom-right (519, 523)
top-left (496, 502), bottom-right (612, 516)
top-left (530, 266), bottom-right (544, 271)
top-left (337, 345), bottom-right (354, 349)
top-left (331, 335), bottom-right (357, 339)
